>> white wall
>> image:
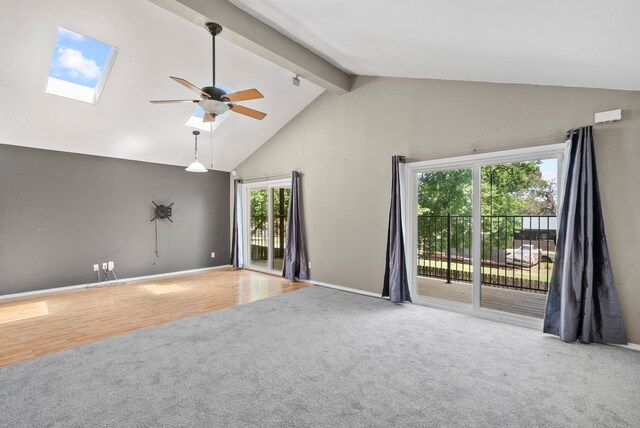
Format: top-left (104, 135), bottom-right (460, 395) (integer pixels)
top-left (235, 76), bottom-right (640, 343)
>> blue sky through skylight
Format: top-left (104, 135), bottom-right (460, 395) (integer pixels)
top-left (193, 106), bottom-right (205, 118)
top-left (49, 27), bottom-right (112, 89)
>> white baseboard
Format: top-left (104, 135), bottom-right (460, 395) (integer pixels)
top-left (98, 264), bottom-right (231, 286)
top-left (301, 279), bottom-right (381, 298)
top-left (0, 283), bottom-right (91, 301)
top-left (0, 265), bottom-right (231, 301)
top-left (613, 342), bottom-right (640, 352)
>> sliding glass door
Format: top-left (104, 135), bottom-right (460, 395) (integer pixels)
top-left (407, 145), bottom-right (565, 325)
top-left (272, 186), bottom-right (290, 271)
top-left (248, 187), bottom-right (269, 268)
top-left (480, 158), bottom-right (558, 318)
top-left (245, 179), bottom-right (290, 274)
top-left (479, 159), bottom-right (558, 318)
top-left (415, 168), bottom-right (473, 307)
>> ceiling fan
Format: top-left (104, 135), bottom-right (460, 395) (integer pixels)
top-left (150, 22), bottom-right (266, 123)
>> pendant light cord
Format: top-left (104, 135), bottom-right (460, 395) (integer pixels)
top-left (194, 131), bottom-right (199, 161)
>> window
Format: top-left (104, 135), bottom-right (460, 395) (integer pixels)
top-left (243, 179), bottom-right (291, 274)
top-left (46, 27), bottom-right (118, 104)
top-left (407, 144), bottom-right (566, 326)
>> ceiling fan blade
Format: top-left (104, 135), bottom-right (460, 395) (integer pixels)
top-left (230, 104), bottom-right (267, 120)
top-left (150, 99), bottom-right (199, 104)
top-left (222, 88), bottom-right (264, 102)
top-left (170, 76), bottom-right (210, 98)
top-left (203, 112), bottom-right (215, 123)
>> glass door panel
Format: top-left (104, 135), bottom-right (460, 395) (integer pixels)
top-left (271, 187), bottom-right (290, 272)
top-left (416, 168), bottom-right (473, 306)
top-left (479, 159), bottom-right (558, 318)
top-left (249, 187), bottom-right (269, 269)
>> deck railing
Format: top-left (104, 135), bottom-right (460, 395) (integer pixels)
top-left (417, 214), bottom-right (556, 293)
top-left (249, 214), bottom-right (287, 262)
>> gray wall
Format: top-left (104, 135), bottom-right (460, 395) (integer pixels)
top-left (234, 76), bottom-right (640, 343)
top-left (0, 144), bottom-right (230, 295)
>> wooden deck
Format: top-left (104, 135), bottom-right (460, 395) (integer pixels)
top-left (417, 276), bottom-right (547, 318)
top-left (251, 259), bottom-right (284, 271)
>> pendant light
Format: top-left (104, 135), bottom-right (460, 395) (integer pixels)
top-left (186, 130), bottom-right (208, 173)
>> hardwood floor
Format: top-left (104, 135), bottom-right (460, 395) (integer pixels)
top-left (0, 268), bottom-right (307, 367)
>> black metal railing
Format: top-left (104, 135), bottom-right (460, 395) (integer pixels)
top-left (273, 214), bottom-right (287, 260)
top-left (250, 214), bottom-right (287, 263)
top-left (417, 214), bottom-right (556, 293)
top-left (418, 214), bottom-right (473, 284)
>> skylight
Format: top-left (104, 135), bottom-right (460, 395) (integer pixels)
top-left (46, 27), bottom-right (118, 104)
top-left (185, 106), bottom-right (231, 132)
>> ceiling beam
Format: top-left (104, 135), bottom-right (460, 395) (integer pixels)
top-left (148, 0), bottom-right (351, 94)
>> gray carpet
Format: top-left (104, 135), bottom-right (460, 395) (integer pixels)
top-left (1, 286), bottom-right (639, 427)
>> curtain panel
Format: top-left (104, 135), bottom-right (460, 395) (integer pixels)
top-left (230, 179), bottom-right (244, 269)
top-left (543, 126), bottom-right (627, 344)
top-left (283, 171), bottom-right (309, 280)
top-left (382, 155), bottom-right (412, 303)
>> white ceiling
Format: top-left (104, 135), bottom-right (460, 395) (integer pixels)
top-left (231, 0), bottom-right (640, 91)
top-left (0, 0), bottom-right (324, 171)
top-left (2, 1), bottom-right (638, 171)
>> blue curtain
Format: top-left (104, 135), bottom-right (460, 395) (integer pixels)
top-left (543, 126), bottom-right (626, 344)
top-left (382, 155), bottom-right (412, 303)
top-left (283, 171), bottom-right (309, 280)
top-left (230, 179), bottom-right (244, 269)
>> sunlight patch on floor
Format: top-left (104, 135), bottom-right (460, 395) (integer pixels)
top-left (0, 301), bottom-right (50, 324)
top-left (142, 284), bottom-right (186, 295)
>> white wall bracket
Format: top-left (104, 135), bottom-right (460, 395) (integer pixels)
top-left (595, 109), bottom-right (622, 124)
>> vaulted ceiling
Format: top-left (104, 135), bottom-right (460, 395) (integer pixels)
top-left (231, 0), bottom-right (640, 90)
top-left (0, 0), bottom-right (324, 171)
top-left (1, 0), bottom-right (638, 171)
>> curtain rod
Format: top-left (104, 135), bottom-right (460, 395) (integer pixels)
top-left (404, 134), bottom-right (567, 163)
top-left (405, 119), bottom-right (622, 164)
top-left (238, 172), bottom-right (300, 183)
top-left (566, 123), bottom-right (602, 136)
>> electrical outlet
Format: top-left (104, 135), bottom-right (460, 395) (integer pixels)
top-left (211, 252), bottom-right (215, 258)
top-left (102, 262), bottom-right (108, 271)
top-left (108, 261), bottom-right (115, 270)
top-left (93, 264), bottom-right (99, 272)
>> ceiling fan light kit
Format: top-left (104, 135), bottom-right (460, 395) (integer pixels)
top-left (150, 22), bottom-right (267, 123)
top-left (186, 130), bottom-right (208, 173)
top-left (199, 99), bottom-right (230, 116)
